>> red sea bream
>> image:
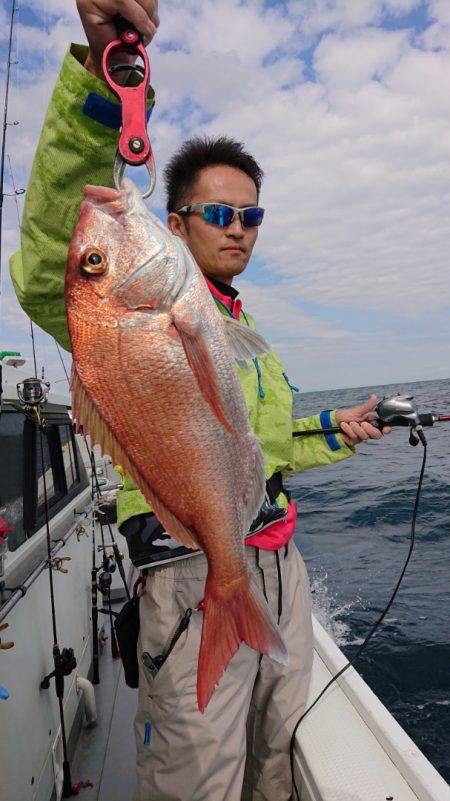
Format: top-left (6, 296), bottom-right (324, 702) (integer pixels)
top-left (65, 179), bottom-right (288, 711)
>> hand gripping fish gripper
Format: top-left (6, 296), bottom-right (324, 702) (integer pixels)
top-left (102, 17), bottom-right (156, 199)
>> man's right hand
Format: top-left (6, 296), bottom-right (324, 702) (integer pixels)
top-left (76, 1), bottom-right (160, 80)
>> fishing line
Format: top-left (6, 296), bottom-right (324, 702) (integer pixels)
top-left (30, 318), bottom-right (38, 375)
top-left (7, 154), bottom-right (24, 224)
top-left (290, 438), bottom-right (427, 801)
top-left (54, 339), bottom-right (71, 384)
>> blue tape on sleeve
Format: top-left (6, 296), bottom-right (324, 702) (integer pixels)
top-left (82, 92), bottom-right (153, 130)
top-left (320, 410), bottom-right (341, 451)
top-left (144, 721), bottom-right (152, 746)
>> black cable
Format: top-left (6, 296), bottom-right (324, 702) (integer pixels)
top-left (275, 549), bottom-right (283, 624)
top-left (290, 436), bottom-right (427, 801)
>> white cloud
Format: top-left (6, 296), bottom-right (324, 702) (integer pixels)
top-left (2, 0), bottom-right (450, 391)
top-left (427, 0), bottom-right (450, 26)
top-left (287, 0), bottom-right (384, 35)
top-left (313, 27), bottom-right (409, 88)
top-left (235, 278), bottom-right (347, 340)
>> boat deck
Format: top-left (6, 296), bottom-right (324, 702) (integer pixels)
top-left (71, 609), bottom-right (138, 801)
top-left (69, 607), bottom-right (450, 801)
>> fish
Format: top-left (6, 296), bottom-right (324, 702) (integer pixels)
top-left (65, 178), bottom-right (288, 712)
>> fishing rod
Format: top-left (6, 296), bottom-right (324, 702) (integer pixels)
top-left (86, 459), bottom-right (100, 685)
top-left (16, 377), bottom-right (76, 797)
top-left (89, 450), bottom-right (119, 662)
top-left (95, 490), bottom-right (120, 662)
top-left (293, 394), bottom-right (450, 444)
top-left (0, 0), bottom-right (22, 290)
top-left (81, 435), bottom-right (131, 669)
top-left (82, 435), bottom-right (131, 601)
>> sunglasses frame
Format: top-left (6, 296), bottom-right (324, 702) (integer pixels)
top-left (176, 202), bottom-right (265, 228)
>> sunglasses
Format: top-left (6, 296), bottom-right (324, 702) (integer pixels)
top-left (176, 203), bottom-right (265, 228)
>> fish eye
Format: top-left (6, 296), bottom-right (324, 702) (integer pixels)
top-left (79, 248), bottom-right (108, 276)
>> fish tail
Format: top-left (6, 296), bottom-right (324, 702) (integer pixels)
top-left (197, 573), bottom-right (288, 713)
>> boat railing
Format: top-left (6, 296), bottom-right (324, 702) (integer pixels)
top-left (0, 503), bottom-right (96, 624)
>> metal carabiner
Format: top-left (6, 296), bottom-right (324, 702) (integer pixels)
top-left (102, 17), bottom-right (156, 199)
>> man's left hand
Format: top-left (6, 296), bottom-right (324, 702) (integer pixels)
top-left (335, 394), bottom-right (391, 446)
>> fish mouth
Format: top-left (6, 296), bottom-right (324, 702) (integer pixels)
top-left (84, 185), bottom-right (122, 204)
top-left (82, 185), bottom-right (128, 218)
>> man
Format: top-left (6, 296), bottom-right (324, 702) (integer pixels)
top-left (10, 2), bottom-right (389, 799)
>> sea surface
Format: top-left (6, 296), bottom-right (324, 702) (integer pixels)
top-left (290, 378), bottom-right (450, 784)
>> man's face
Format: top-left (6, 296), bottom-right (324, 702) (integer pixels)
top-left (168, 165), bottom-right (260, 285)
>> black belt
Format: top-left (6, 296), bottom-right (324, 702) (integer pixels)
top-left (121, 471), bottom-right (290, 569)
top-left (266, 471), bottom-right (290, 504)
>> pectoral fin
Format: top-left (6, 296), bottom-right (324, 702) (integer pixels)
top-left (172, 313), bottom-right (236, 436)
top-left (222, 316), bottom-right (270, 362)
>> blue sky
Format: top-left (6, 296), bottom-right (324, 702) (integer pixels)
top-left (1, 0), bottom-right (450, 392)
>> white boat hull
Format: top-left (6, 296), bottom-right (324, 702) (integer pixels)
top-left (295, 617), bottom-right (450, 801)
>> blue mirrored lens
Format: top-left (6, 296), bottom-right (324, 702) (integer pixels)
top-left (203, 205), bottom-right (234, 226)
top-left (242, 208), bottom-right (264, 227)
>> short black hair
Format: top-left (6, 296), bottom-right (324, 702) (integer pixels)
top-left (163, 135), bottom-right (264, 213)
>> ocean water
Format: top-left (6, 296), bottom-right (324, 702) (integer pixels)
top-left (290, 378), bottom-right (450, 784)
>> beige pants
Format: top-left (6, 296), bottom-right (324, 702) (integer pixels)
top-left (133, 542), bottom-right (313, 801)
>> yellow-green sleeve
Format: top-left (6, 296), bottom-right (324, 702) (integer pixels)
top-left (287, 411), bottom-right (355, 474)
top-left (9, 44), bottom-right (155, 351)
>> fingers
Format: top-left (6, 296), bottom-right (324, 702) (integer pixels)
top-left (339, 415), bottom-right (391, 446)
top-left (116, 0), bottom-right (160, 38)
top-left (339, 419), bottom-right (385, 446)
top-left (77, 1), bottom-right (159, 37)
top-left (351, 394), bottom-right (379, 418)
top-left (354, 393), bottom-right (378, 416)
top-left (334, 394), bottom-right (379, 426)
top-left (77, 1), bottom-right (160, 79)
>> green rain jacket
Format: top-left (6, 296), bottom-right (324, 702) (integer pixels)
top-left (9, 45), bottom-right (354, 532)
